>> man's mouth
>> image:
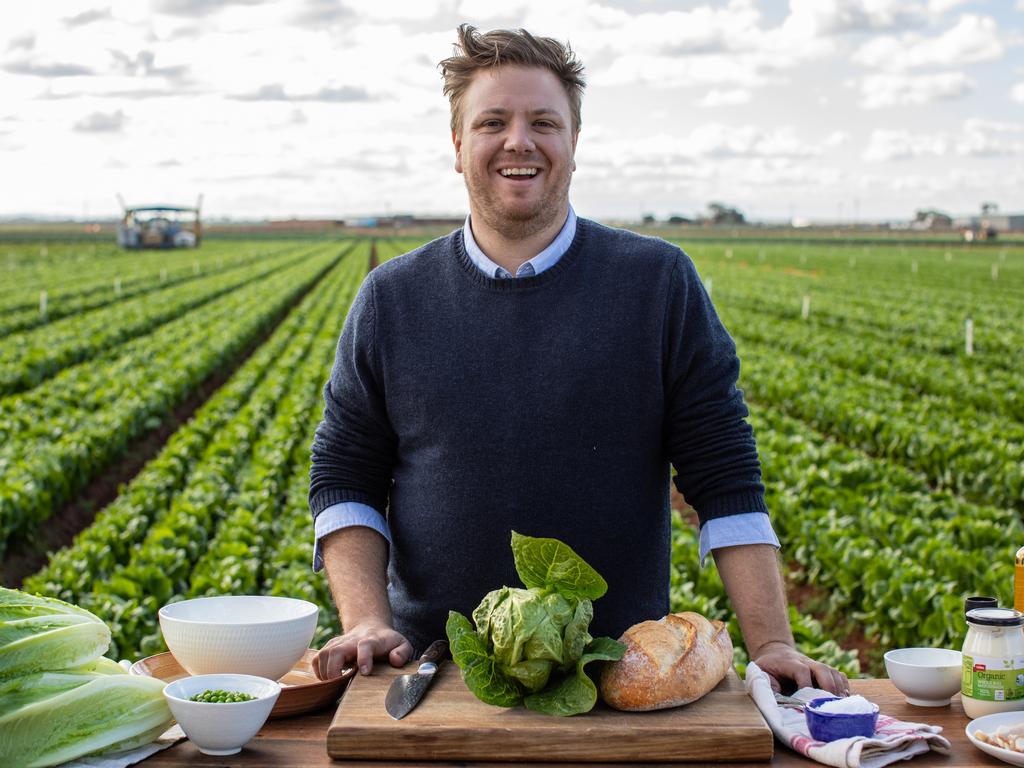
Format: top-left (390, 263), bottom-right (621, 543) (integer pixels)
top-left (498, 167), bottom-right (539, 178)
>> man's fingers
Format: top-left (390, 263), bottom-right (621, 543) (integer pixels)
top-left (314, 638), bottom-right (355, 681)
top-left (389, 639), bottom-right (415, 668)
top-left (789, 662), bottom-right (814, 691)
top-left (356, 637), bottom-right (380, 675)
top-left (314, 629), bottom-right (414, 679)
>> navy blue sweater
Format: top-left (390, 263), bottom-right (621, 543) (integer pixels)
top-left (309, 218), bottom-right (767, 653)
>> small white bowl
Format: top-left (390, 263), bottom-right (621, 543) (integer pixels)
top-left (884, 647), bottom-right (962, 706)
top-left (164, 673), bottom-right (280, 756)
top-left (159, 595), bottom-right (318, 681)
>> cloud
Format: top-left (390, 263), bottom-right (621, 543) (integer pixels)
top-left (292, 0), bottom-right (354, 25)
top-left (64, 8), bottom-right (113, 27)
top-left (73, 110), bottom-right (127, 133)
top-left (3, 60), bottom-right (95, 77)
top-left (823, 131), bottom-right (851, 148)
top-left (862, 121), bottom-right (1024, 161)
top-left (1013, 83), bottom-right (1024, 103)
top-left (696, 88), bottom-right (752, 107)
top-left (856, 71), bottom-right (973, 108)
top-left (154, 0), bottom-right (271, 16)
top-left (853, 14), bottom-right (1003, 71)
top-left (928, 0), bottom-right (969, 12)
top-left (229, 83), bottom-right (375, 102)
top-left (109, 50), bottom-right (189, 81)
top-left (7, 34), bottom-right (35, 52)
top-left (783, 0), bottom-right (928, 36)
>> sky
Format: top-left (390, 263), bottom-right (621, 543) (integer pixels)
top-left (1, 0), bottom-right (1022, 223)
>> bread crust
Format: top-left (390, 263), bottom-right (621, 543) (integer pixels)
top-left (599, 611), bottom-right (734, 711)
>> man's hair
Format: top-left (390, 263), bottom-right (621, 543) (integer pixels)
top-left (439, 24), bottom-right (586, 136)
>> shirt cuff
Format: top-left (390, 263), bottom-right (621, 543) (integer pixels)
top-left (698, 512), bottom-right (780, 567)
top-left (312, 502), bottom-right (392, 572)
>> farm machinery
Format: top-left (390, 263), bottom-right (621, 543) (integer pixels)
top-left (116, 195), bottom-right (203, 249)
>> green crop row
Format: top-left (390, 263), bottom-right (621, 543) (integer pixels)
top-left (0, 240), bottom-right (297, 310)
top-left (0, 243), bottom-right (306, 337)
top-left (684, 241), bottom-right (1023, 329)
top-left (22, 244), bottom-right (366, 605)
top-left (27, 247), bottom-right (366, 659)
top-left (751, 404), bottom-right (1018, 664)
top-left (736, 340), bottom-right (1024, 514)
top-left (720, 302), bottom-right (1023, 423)
top-left (0, 245), bottom-right (348, 555)
top-left (687, 246), bottom-right (1022, 371)
top-left (0, 246), bottom-right (319, 395)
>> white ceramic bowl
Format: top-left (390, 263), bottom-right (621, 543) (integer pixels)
top-left (159, 595), bottom-right (318, 681)
top-left (884, 647), bottom-right (962, 706)
top-left (164, 673), bottom-right (280, 756)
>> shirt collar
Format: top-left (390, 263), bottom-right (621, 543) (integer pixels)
top-left (463, 205), bottom-right (577, 279)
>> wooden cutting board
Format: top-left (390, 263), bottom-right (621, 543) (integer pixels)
top-left (327, 662), bottom-right (773, 763)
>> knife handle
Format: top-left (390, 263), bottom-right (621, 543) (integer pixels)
top-left (418, 640), bottom-right (448, 666)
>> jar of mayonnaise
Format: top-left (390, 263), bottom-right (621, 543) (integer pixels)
top-left (962, 608), bottom-right (1024, 718)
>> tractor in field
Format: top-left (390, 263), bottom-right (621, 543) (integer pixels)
top-left (116, 196), bottom-right (203, 249)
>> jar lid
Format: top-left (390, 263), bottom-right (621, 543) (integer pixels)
top-left (965, 596), bottom-right (999, 614)
top-left (967, 608), bottom-right (1024, 626)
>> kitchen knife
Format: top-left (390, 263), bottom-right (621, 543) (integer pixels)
top-left (384, 639), bottom-right (448, 720)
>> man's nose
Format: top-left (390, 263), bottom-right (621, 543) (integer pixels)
top-left (504, 119), bottom-right (536, 152)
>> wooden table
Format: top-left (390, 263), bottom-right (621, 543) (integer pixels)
top-left (144, 679), bottom-right (1002, 767)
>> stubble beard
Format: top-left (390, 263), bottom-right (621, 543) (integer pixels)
top-left (466, 166), bottom-right (573, 241)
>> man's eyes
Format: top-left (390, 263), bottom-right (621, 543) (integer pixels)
top-left (477, 119), bottom-right (559, 129)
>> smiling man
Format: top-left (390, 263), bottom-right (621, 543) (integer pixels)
top-left (308, 24), bottom-right (848, 697)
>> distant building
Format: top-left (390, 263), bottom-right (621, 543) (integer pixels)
top-left (912, 209), bottom-right (952, 230)
top-left (266, 218), bottom-right (347, 230)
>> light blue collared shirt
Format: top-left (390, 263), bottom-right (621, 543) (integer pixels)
top-left (313, 205), bottom-right (779, 571)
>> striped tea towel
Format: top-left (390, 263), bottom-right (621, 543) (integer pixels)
top-left (745, 662), bottom-right (951, 768)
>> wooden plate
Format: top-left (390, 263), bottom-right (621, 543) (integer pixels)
top-left (130, 649), bottom-right (353, 719)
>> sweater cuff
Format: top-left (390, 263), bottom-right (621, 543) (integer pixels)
top-left (310, 487), bottom-right (385, 519)
top-left (694, 490), bottom-right (769, 523)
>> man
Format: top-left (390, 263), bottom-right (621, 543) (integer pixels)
top-left (309, 24), bottom-right (848, 696)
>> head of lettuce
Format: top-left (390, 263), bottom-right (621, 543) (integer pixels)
top-left (0, 587), bottom-right (173, 767)
top-left (446, 532), bottom-right (626, 717)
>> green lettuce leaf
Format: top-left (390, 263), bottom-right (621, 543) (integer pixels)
top-left (0, 589), bottom-right (110, 679)
top-left (0, 670), bottom-right (172, 767)
top-left (510, 531), bottom-right (608, 599)
top-left (446, 611), bottom-right (522, 708)
top-left (523, 636), bottom-right (626, 717)
top-left (450, 534), bottom-right (627, 716)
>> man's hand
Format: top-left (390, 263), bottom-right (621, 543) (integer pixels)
top-left (751, 640), bottom-right (849, 696)
top-left (712, 543), bottom-right (849, 697)
top-left (313, 622), bottom-right (413, 680)
top-left (316, 526), bottom-right (409, 680)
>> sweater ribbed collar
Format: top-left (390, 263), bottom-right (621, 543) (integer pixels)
top-left (451, 217), bottom-right (589, 291)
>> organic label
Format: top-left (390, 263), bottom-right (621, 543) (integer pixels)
top-left (963, 654), bottom-right (1024, 701)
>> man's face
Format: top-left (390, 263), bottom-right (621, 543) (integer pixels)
top-left (453, 65), bottom-right (578, 240)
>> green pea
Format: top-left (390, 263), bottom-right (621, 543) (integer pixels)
top-left (189, 688), bottom-right (256, 703)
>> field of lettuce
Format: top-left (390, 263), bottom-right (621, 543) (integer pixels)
top-left (2, 233), bottom-right (1021, 676)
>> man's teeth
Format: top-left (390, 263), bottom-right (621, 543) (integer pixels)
top-left (500, 168), bottom-right (538, 176)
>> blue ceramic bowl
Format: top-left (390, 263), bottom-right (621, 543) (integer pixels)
top-left (805, 696), bottom-right (879, 741)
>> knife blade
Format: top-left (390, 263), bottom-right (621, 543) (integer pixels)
top-left (384, 639), bottom-right (448, 720)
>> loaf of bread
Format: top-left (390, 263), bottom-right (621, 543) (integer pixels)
top-left (599, 611), bottom-right (734, 711)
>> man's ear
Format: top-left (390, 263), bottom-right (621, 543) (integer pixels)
top-left (571, 130), bottom-right (579, 172)
top-left (453, 129), bottom-right (463, 174)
